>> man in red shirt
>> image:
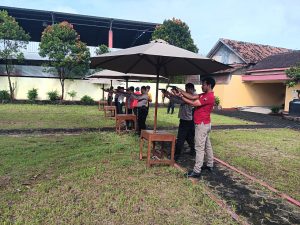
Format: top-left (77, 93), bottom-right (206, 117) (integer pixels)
top-left (177, 77), bottom-right (216, 178)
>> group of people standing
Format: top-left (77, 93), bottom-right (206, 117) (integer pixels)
top-left (105, 85), bottom-right (152, 135)
top-left (105, 77), bottom-right (216, 178)
top-left (162, 77), bottom-right (216, 178)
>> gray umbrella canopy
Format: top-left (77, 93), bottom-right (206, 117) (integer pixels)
top-left (87, 69), bottom-right (168, 81)
top-left (91, 39), bottom-right (231, 131)
top-left (91, 40), bottom-right (230, 76)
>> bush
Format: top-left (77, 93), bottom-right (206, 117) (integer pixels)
top-left (81, 95), bottom-right (95, 105)
top-left (67, 90), bottom-right (77, 101)
top-left (47, 90), bottom-right (59, 101)
top-left (27, 88), bottom-right (38, 101)
top-left (271, 106), bottom-right (281, 114)
top-left (215, 96), bottom-right (220, 106)
top-left (0, 90), bottom-right (10, 102)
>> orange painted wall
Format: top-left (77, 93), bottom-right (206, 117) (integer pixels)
top-left (214, 75), bottom-right (286, 108)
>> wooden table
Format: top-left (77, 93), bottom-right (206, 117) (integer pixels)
top-left (104, 106), bottom-right (116, 118)
top-left (115, 114), bottom-right (137, 133)
top-left (98, 100), bottom-right (108, 111)
top-left (139, 130), bottom-right (176, 167)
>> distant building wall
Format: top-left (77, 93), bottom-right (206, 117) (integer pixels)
top-left (0, 76), bottom-right (202, 102)
top-left (212, 45), bottom-right (244, 64)
top-left (213, 75), bottom-right (285, 108)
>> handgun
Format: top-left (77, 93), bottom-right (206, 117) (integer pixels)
top-left (159, 88), bottom-right (167, 93)
top-left (168, 85), bottom-right (179, 93)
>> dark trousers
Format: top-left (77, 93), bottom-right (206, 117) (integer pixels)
top-left (126, 108), bottom-right (133, 129)
top-left (167, 101), bottom-right (175, 114)
top-left (116, 102), bottom-right (124, 114)
top-left (137, 106), bottom-right (148, 135)
top-left (107, 96), bottom-right (112, 106)
top-left (175, 119), bottom-right (195, 156)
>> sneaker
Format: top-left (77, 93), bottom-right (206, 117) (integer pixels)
top-left (201, 165), bottom-right (213, 172)
top-left (185, 170), bottom-right (201, 178)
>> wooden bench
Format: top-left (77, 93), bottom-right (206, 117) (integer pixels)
top-left (115, 114), bottom-right (137, 133)
top-left (104, 106), bottom-right (116, 118)
top-left (98, 100), bottom-right (108, 111)
top-left (139, 130), bottom-right (175, 167)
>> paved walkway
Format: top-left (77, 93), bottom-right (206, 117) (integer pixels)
top-left (214, 110), bottom-right (300, 130)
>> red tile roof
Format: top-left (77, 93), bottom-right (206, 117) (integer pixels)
top-left (220, 39), bottom-right (292, 64)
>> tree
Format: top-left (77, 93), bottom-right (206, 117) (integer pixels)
top-left (286, 64), bottom-right (300, 87)
top-left (39, 21), bottom-right (90, 100)
top-left (152, 18), bottom-right (198, 83)
top-left (152, 18), bottom-right (198, 53)
top-left (0, 10), bottom-right (30, 101)
top-left (95, 44), bottom-right (109, 55)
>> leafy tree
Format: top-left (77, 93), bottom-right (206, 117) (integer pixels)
top-left (286, 64), bottom-right (300, 87)
top-left (95, 44), bottom-right (109, 55)
top-left (0, 10), bottom-right (30, 101)
top-left (152, 18), bottom-right (198, 53)
top-left (39, 21), bottom-right (90, 100)
top-left (152, 18), bottom-right (198, 83)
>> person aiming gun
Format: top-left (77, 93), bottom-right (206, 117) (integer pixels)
top-left (161, 83), bottom-right (196, 161)
top-left (174, 77), bottom-right (216, 178)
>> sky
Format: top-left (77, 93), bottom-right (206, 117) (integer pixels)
top-left (1, 0), bottom-right (300, 55)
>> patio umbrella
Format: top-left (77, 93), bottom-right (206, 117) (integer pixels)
top-left (87, 69), bottom-right (168, 89)
top-left (91, 39), bottom-right (231, 131)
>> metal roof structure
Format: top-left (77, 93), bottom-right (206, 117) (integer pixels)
top-left (0, 6), bottom-right (158, 48)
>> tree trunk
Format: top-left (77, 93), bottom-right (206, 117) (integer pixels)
top-left (59, 68), bottom-right (65, 101)
top-left (5, 63), bottom-right (14, 102)
top-left (60, 78), bottom-right (65, 101)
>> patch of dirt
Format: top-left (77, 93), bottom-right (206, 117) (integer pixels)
top-left (0, 176), bottom-right (12, 189)
top-left (177, 153), bottom-right (300, 225)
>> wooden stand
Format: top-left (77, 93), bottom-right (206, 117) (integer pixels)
top-left (139, 130), bottom-right (175, 167)
top-left (115, 114), bottom-right (137, 133)
top-left (98, 100), bottom-right (108, 111)
top-left (104, 106), bottom-right (116, 118)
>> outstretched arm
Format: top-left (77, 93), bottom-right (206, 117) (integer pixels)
top-left (181, 96), bottom-right (202, 107)
top-left (177, 88), bottom-right (199, 100)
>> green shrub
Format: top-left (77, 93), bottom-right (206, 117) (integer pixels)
top-left (27, 88), bottom-right (38, 101)
top-left (81, 95), bottom-right (95, 105)
top-left (47, 90), bottom-right (59, 101)
top-left (67, 90), bottom-right (77, 101)
top-left (0, 90), bottom-right (10, 102)
top-left (271, 106), bottom-right (281, 114)
top-left (215, 96), bottom-right (220, 106)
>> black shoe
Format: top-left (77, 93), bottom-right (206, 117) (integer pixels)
top-left (201, 165), bottom-right (213, 172)
top-left (185, 170), bottom-right (201, 178)
top-left (174, 154), bottom-right (180, 162)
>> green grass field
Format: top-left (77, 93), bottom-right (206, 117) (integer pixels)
top-left (0, 104), bottom-right (255, 130)
top-left (0, 133), bottom-right (236, 224)
top-left (212, 128), bottom-right (300, 200)
top-left (1, 103), bottom-right (299, 223)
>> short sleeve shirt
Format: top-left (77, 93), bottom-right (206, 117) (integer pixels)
top-left (193, 92), bottom-right (215, 124)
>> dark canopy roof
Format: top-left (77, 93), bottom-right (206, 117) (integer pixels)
top-left (249, 51), bottom-right (300, 71)
top-left (0, 6), bottom-right (158, 48)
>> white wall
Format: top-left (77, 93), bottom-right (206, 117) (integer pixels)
top-left (0, 76), bottom-right (202, 103)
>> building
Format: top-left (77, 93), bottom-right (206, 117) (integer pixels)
top-left (0, 6), bottom-right (158, 100)
top-left (206, 38), bottom-right (299, 111)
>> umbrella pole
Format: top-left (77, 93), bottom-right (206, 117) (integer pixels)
top-left (153, 73), bottom-right (159, 132)
top-left (125, 78), bottom-right (128, 114)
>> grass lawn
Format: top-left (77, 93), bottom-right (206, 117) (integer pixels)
top-left (0, 104), bottom-right (255, 130)
top-left (211, 129), bottom-right (300, 200)
top-left (0, 132), bottom-right (236, 225)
